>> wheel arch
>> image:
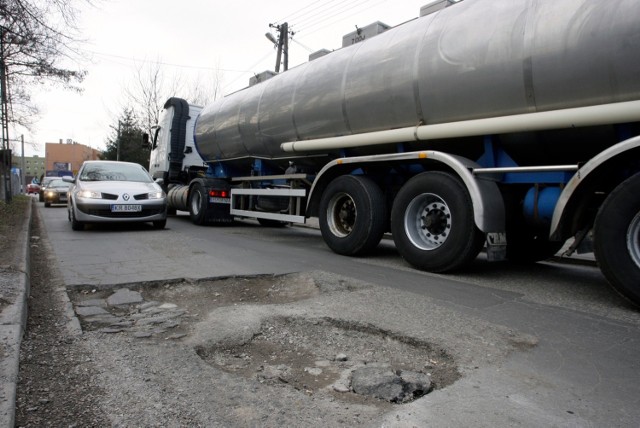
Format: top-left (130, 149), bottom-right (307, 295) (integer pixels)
top-left (307, 151), bottom-right (505, 234)
top-left (550, 136), bottom-right (640, 240)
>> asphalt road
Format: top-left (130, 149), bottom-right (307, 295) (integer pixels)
top-left (39, 203), bottom-right (640, 426)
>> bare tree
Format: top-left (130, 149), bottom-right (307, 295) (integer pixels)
top-left (124, 58), bottom-right (223, 137)
top-left (1, 0), bottom-right (90, 130)
top-left (184, 61), bottom-right (223, 107)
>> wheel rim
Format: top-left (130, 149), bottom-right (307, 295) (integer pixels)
top-left (627, 211), bottom-right (640, 269)
top-left (326, 192), bottom-right (356, 237)
top-left (191, 190), bottom-right (201, 216)
top-left (404, 193), bottom-right (452, 250)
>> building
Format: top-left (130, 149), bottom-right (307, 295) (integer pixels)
top-left (45, 140), bottom-right (101, 177)
top-left (11, 154), bottom-right (45, 185)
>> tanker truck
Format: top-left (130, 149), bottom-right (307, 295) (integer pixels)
top-left (147, 0), bottom-right (640, 306)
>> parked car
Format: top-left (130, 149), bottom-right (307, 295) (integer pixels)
top-left (27, 182), bottom-right (40, 195)
top-left (43, 179), bottom-right (72, 207)
top-left (64, 160), bottom-right (167, 231)
top-left (39, 176), bottom-right (61, 202)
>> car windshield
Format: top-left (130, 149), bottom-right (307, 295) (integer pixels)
top-left (79, 163), bottom-right (152, 183)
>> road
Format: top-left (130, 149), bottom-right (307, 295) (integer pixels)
top-left (38, 203), bottom-right (640, 426)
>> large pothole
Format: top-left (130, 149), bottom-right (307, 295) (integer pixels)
top-left (195, 316), bottom-right (460, 405)
top-left (68, 272), bottom-right (460, 405)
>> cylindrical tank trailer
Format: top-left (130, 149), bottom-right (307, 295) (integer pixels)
top-left (194, 0), bottom-right (640, 170)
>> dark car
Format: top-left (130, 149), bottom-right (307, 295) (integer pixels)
top-left (43, 179), bottom-right (72, 207)
top-left (39, 177), bottom-right (61, 202)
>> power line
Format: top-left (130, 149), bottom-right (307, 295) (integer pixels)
top-left (85, 49), bottom-right (253, 74)
top-left (292, 0), bottom-right (370, 28)
top-left (295, 0), bottom-right (392, 40)
top-left (274, 0), bottom-right (342, 27)
top-left (295, 0), bottom-right (378, 34)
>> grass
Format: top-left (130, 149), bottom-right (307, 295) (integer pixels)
top-left (0, 195), bottom-right (30, 254)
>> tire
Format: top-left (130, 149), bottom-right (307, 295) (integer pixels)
top-left (319, 175), bottom-right (387, 256)
top-left (70, 204), bottom-right (84, 231)
top-left (189, 183), bottom-right (209, 225)
top-left (167, 207), bottom-right (177, 216)
top-left (153, 219), bottom-right (167, 229)
top-left (257, 195), bottom-right (290, 212)
top-left (593, 172), bottom-right (640, 306)
top-left (390, 172), bottom-right (485, 272)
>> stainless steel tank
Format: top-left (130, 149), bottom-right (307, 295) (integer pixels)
top-left (194, 0), bottom-right (640, 170)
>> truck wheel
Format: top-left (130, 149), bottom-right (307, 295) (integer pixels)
top-left (189, 183), bottom-right (208, 225)
top-left (319, 175), bottom-right (386, 256)
top-left (391, 172), bottom-right (484, 272)
top-left (594, 173), bottom-right (640, 306)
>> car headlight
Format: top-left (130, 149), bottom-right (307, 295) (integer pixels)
top-left (76, 190), bottom-right (102, 199)
top-left (148, 191), bottom-right (165, 199)
top-left (45, 191), bottom-right (55, 196)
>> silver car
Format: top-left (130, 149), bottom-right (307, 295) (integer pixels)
top-left (64, 160), bottom-right (167, 231)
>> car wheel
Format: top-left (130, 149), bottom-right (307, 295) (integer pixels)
top-left (70, 204), bottom-right (84, 231)
top-left (44, 202), bottom-right (51, 208)
top-left (153, 219), bottom-right (167, 229)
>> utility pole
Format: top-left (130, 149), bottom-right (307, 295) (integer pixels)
top-left (116, 120), bottom-right (121, 161)
top-left (0, 27), bottom-right (12, 202)
top-left (21, 135), bottom-right (25, 194)
top-left (268, 22), bottom-right (290, 73)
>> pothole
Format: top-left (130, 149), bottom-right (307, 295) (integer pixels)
top-left (68, 273), bottom-right (322, 338)
top-left (67, 272), bottom-right (460, 406)
top-left (195, 316), bottom-right (460, 405)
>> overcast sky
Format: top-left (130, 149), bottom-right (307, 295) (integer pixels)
top-left (15, 0), bottom-right (433, 157)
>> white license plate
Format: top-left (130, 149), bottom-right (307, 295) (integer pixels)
top-left (111, 204), bottom-right (142, 212)
top-left (210, 197), bottom-right (231, 204)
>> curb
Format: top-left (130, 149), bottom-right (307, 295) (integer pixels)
top-left (0, 197), bottom-right (32, 427)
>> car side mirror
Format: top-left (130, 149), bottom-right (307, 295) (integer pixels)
top-left (62, 176), bottom-right (75, 183)
top-left (155, 178), bottom-right (164, 185)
